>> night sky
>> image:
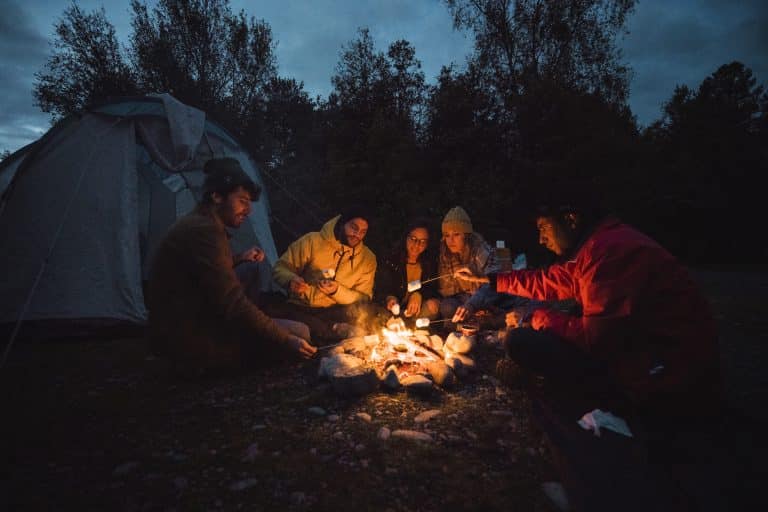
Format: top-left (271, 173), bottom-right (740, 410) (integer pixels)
top-left (1, 0), bottom-right (766, 154)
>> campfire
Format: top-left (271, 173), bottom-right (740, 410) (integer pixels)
top-left (318, 316), bottom-right (478, 397)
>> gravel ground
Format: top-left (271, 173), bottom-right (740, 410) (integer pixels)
top-left (1, 267), bottom-right (766, 511)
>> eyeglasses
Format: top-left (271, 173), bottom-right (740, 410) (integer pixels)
top-left (408, 236), bottom-right (429, 245)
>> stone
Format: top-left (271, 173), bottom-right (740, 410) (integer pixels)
top-left (429, 335), bottom-right (444, 351)
top-left (329, 366), bottom-right (379, 397)
top-left (363, 334), bottom-right (380, 346)
top-left (241, 443), bottom-right (260, 462)
top-left (229, 478), bottom-right (258, 491)
top-left (318, 353), bottom-right (363, 379)
top-left (425, 360), bottom-right (456, 388)
top-left (113, 462), bottom-right (139, 476)
top-left (400, 374), bottom-right (433, 394)
top-left (414, 409), bottom-right (441, 423)
top-left (307, 406), bottom-right (326, 416)
top-left (391, 430), bottom-right (433, 443)
top-left (445, 332), bottom-right (475, 354)
top-left (381, 367), bottom-right (401, 391)
top-left (378, 427), bottom-right (391, 440)
top-left (329, 346), bottom-right (345, 355)
top-left (446, 355), bottom-right (475, 377)
top-left (341, 336), bottom-right (367, 354)
top-left (327, 414), bottom-right (340, 422)
top-left (355, 412), bottom-right (372, 423)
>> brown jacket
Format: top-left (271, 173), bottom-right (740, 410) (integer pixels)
top-left (147, 204), bottom-right (292, 369)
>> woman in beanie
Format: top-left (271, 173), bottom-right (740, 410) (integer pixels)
top-left (437, 206), bottom-right (498, 327)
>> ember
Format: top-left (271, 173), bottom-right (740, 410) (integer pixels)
top-left (317, 315), bottom-right (478, 396)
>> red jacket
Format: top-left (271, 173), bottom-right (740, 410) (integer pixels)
top-left (496, 217), bottom-right (720, 413)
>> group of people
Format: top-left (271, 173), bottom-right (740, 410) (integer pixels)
top-left (146, 158), bottom-right (501, 372)
top-left (147, 157), bottom-right (723, 511)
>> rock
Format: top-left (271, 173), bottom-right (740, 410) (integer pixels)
top-left (341, 336), bottom-right (367, 354)
top-left (391, 430), bottom-right (433, 443)
top-left (378, 427), bottom-right (391, 440)
top-left (327, 414), bottom-right (340, 422)
top-left (173, 476), bottom-right (188, 490)
top-left (363, 334), bottom-right (380, 346)
top-left (541, 482), bottom-right (571, 511)
top-left (241, 443), bottom-right (260, 462)
top-left (400, 374), bottom-right (433, 394)
top-left (290, 491), bottom-right (306, 506)
top-left (307, 406), bottom-right (326, 416)
top-left (445, 332), bottom-right (475, 354)
top-left (381, 367), bottom-right (401, 391)
top-left (446, 355), bottom-right (475, 377)
top-left (113, 461), bottom-right (139, 476)
top-left (329, 366), bottom-right (379, 397)
top-left (426, 360), bottom-right (456, 388)
top-left (318, 353), bottom-right (364, 379)
top-left (413, 329), bottom-right (430, 337)
top-left (355, 412), bottom-right (372, 423)
top-left (414, 409), bottom-right (441, 423)
top-left (429, 335), bottom-right (444, 351)
top-left (229, 478), bottom-right (258, 491)
top-left (329, 346), bottom-right (345, 355)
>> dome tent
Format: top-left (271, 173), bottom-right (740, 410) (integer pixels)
top-left (0, 94), bottom-right (278, 339)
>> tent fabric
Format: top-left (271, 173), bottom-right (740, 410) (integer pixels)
top-left (0, 94), bottom-right (278, 326)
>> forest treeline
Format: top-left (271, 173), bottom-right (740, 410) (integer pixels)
top-left (24, 0), bottom-right (768, 264)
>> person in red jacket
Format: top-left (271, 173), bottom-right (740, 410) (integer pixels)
top-left (454, 201), bottom-right (723, 511)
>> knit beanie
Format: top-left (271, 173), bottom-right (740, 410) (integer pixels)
top-left (442, 206), bottom-right (473, 234)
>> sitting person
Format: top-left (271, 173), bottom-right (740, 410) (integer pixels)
top-left (146, 158), bottom-right (316, 376)
top-left (437, 206), bottom-right (499, 330)
top-left (374, 218), bottom-right (440, 327)
top-left (454, 198), bottom-right (722, 511)
top-left (268, 205), bottom-right (377, 342)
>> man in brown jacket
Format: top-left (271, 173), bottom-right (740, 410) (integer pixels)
top-left (147, 158), bottom-right (316, 374)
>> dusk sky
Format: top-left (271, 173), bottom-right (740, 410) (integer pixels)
top-left (1, 0), bottom-right (766, 155)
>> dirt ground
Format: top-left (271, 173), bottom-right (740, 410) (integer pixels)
top-left (1, 267), bottom-right (766, 511)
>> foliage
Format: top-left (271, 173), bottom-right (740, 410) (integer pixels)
top-left (34, 2), bottom-right (137, 119)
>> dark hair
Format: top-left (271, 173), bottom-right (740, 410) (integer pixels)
top-left (391, 217), bottom-right (435, 264)
top-left (201, 157), bottom-right (260, 204)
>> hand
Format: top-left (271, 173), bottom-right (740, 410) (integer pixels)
top-left (505, 310), bottom-right (523, 329)
top-left (237, 246), bottom-right (265, 264)
top-left (289, 276), bottom-right (310, 295)
top-left (452, 303), bottom-right (475, 323)
top-left (405, 292), bottom-right (422, 318)
top-left (453, 267), bottom-right (489, 284)
top-left (286, 335), bottom-right (317, 359)
top-left (317, 279), bottom-right (339, 296)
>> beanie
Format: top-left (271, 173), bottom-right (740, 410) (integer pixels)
top-left (442, 206), bottom-right (473, 234)
top-left (202, 157), bottom-right (260, 201)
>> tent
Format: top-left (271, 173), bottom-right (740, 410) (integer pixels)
top-left (0, 94), bottom-right (278, 334)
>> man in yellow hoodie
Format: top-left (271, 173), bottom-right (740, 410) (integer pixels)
top-left (270, 205), bottom-right (377, 342)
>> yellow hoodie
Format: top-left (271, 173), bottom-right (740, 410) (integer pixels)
top-left (272, 215), bottom-right (377, 307)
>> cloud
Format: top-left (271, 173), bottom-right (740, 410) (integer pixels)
top-left (622, 0), bottom-right (768, 127)
top-left (0, 0), bottom-right (52, 153)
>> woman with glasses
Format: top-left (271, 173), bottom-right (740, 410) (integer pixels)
top-left (374, 218), bottom-right (440, 324)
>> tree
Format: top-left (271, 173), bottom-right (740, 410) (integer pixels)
top-left (642, 62), bottom-right (767, 262)
top-left (129, 0), bottom-right (277, 129)
top-left (34, 2), bottom-right (137, 120)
